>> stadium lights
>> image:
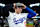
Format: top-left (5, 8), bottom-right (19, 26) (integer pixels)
top-left (0, 3), bottom-right (5, 7)
top-left (29, 3), bottom-right (39, 7)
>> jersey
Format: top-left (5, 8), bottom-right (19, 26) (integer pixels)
top-left (2, 4), bottom-right (36, 27)
top-left (6, 11), bottom-right (28, 27)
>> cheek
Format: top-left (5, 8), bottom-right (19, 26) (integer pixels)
top-left (17, 8), bottom-right (22, 11)
top-left (20, 9), bottom-right (22, 11)
top-left (20, 9), bottom-right (22, 12)
top-left (18, 9), bottom-right (22, 12)
top-left (17, 8), bottom-right (22, 10)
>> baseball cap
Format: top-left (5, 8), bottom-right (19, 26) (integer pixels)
top-left (15, 3), bottom-right (24, 7)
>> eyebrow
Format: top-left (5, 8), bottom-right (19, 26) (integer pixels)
top-left (18, 6), bottom-right (24, 7)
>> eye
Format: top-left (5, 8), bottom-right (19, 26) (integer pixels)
top-left (20, 7), bottom-right (23, 9)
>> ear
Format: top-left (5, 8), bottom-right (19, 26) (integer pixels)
top-left (15, 7), bottom-right (16, 9)
top-left (13, 7), bottom-right (17, 9)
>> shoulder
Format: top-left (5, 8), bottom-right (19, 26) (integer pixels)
top-left (8, 11), bottom-right (15, 16)
top-left (21, 13), bottom-right (29, 15)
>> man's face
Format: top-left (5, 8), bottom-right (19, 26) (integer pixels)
top-left (15, 7), bottom-right (23, 13)
top-left (36, 21), bottom-right (38, 22)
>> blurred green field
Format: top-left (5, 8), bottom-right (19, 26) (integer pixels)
top-left (26, 23), bottom-right (40, 25)
top-left (26, 23), bottom-right (33, 25)
top-left (26, 23), bottom-right (40, 27)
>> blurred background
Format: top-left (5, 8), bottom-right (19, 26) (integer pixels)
top-left (0, 0), bottom-right (40, 27)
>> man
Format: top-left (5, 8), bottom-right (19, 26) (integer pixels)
top-left (2, 3), bottom-right (36, 27)
top-left (34, 20), bottom-right (39, 27)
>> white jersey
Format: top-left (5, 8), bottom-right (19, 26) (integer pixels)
top-left (6, 12), bottom-right (28, 27)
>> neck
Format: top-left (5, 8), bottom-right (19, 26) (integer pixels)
top-left (15, 10), bottom-right (21, 14)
